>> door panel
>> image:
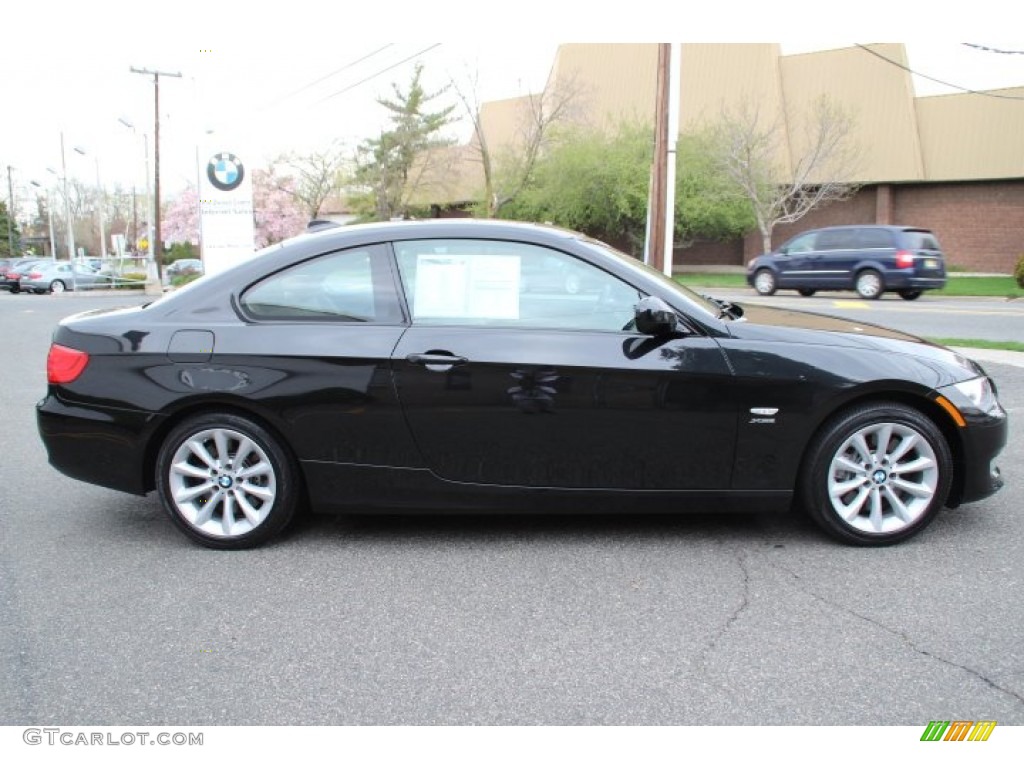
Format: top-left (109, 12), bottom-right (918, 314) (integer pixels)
top-left (392, 327), bottom-right (736, 490)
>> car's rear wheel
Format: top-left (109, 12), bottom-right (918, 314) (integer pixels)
top-left (899, 290), bottom-right (922, 301)
top-left (798, 288), bottom-right (816, 297)
top-left (753, 269), bottom-right (777, 296)
top-left (10, 285), bottom-right (20, 294)
top-left (49, 280), bottom-right (66, 294)
top-left (855, 270), bottom-right (883, 300)
top-left (800, 403), bottom-right (952, 545)
top-left (155, 413), bottom-right (300, 549)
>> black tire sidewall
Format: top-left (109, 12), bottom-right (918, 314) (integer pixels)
top-left (801, 403), bottom-right (953, 546)
top-left (155, 412), bottom-right (299, 549)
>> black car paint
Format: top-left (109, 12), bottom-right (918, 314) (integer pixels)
top-left (37, 221), bottom-right (1005, 520)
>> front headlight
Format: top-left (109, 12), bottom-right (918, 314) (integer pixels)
top-left (939, 377), bottom-right (1005, 418)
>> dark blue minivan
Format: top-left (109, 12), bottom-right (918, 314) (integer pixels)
top-left (746, 225), bottom-right (947, 300)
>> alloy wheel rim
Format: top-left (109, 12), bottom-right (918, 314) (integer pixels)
top-left (858, 274), bottom-right (881, 297)
top-left (168, 428), bottom-right (277, 538)
top-left (755, 272), bottom-right (774, 293)
top-left (827, 422), bottom-right (939, 534)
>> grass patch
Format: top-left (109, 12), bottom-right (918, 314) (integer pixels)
top-left (674, 273), bottom-right (748, 289)
top-left (934, 276), bottom-right (1022, 298)
top-left (927, 338), bottom-right (1024, 353)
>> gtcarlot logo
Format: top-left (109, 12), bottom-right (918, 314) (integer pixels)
top-left (23, 728), bottom-right (203, 746)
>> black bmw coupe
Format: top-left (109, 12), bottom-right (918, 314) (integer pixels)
top-left (37, 220), bottom-right (1007, 548)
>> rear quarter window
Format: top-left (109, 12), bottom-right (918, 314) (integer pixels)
top-left (902, 231), bottom-right (941, 251)
top-left (855, 229), bottom-right (895, 249)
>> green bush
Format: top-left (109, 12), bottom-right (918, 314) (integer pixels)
top-left (1014, 254), bottom-right (1024, 289)
top-left (113, 272), bottom-right (147, 289)
top-left (171, 273), bottom-right (202, 288)
top-left (165, 242), bottom-right (197, 263)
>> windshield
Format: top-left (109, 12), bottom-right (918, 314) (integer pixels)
top-left (576, 237), bottom-right (723, 317)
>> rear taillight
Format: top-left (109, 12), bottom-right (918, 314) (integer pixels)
top-left (47, 344), bottom-right (90, 384)
top-left (895, 250), bottom-right (914, 269)
top-left (27, 272), bottom-right (42, 280)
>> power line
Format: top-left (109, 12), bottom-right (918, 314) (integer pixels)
top-left (963, 43), bottom-right (1024, 55)
top-left (313, 43), bottom-right (442, 106)
top-left (855, 43), bottom-right (1024, 101)
top-left (271, 45), bottom-right (396, 105)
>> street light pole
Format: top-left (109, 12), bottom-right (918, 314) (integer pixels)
top-left (5, 164), bottom-right (16, 258)
top-left (118, 117), bottom-right (153, 265)
top-left (59, 132), bottom-right (76, 261)
top-left (73, 146), bottom-right (108, 259)
top-left (30, 180), bottom-right (58, 258)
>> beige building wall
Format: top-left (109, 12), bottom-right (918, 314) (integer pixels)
top-left (779, 44), bottom-right (924, 183)
top-left (916, 87), bottom-right (1024, 180)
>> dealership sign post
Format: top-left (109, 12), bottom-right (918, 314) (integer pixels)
top-left (197, 145), bottom-right (255, 276)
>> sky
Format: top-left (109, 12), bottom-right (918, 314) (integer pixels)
top-left (3, 1), bottom-right (1024, 220)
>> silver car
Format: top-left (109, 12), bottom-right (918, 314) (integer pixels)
top-left (19, 262), bottom-right (111, 294)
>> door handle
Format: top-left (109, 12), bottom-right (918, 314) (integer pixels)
top-left (406, 352), bottom-right (468, 370)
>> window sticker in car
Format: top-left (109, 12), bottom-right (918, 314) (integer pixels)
top-left (413, 254), bottom-right (521, 319)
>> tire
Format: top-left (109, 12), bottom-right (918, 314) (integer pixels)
top-left (854, 270), bottom-right (883, 300)
top-left (10, 285), bottom-right (19, 294)
top-left (798, 288), bottom-right (816, 297)
top-left (753, 269), bottom-right (777, 296)
top-left (49, 280), bottom-right (66, 294)
top-left (899, 290), bottom-right (922, 301)
top-left (155, 413), bottom-right (301, 549)
top-left (800, 402), bottom-right (952, 546)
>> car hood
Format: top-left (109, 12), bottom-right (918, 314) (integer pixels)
top-left (726, 302), bottom-right (984, 377)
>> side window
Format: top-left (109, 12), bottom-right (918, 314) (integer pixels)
top-left (816, 229), bottom-right (858, 251)
top-left (240, 244), bottom-right (401, 323)
top-left (394, 239), bottom-right (642, 332)
top-left (856, 228), bottom-right (894, 249)
top-left (785, 232), bottom-right (817, 253)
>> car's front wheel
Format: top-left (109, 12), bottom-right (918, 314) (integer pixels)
top-left (800, 403), bottom-right (952, 545)
top-left (855, 270), bottom-right (883, 300)
top-left (753, 269), bottom-right (777, 296)
top-left (155, 413), bottom-right (301, 549)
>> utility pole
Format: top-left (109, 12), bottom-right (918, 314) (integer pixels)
top-left (130, 66), bottom-right (181, 292)
top-left (646, 44), bottom-right (671, 274)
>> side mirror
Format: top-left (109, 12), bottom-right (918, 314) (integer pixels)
top-left (634, 296), bottom-right (680, 336)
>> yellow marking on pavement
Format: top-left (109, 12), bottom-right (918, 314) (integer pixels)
top-left (834, 301), bottom-right (869, 308)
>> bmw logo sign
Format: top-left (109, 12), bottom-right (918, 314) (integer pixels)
top-left (206, 152), bottom-right (245, 192)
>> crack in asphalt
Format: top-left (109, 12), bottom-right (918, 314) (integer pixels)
top-left (766, 556), bottom-right (1024, 711)
top-left (689, 548), bottom-right (752, 678)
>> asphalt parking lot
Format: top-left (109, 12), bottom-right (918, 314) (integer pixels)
top-left (0, 293), bottom-right (1021, 725)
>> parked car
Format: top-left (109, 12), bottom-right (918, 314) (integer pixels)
top-left (746, 225), bottom-right (948, 300)
top-left (1, 258), bottom-right (55, 293)
top-left (37, 220), bottom-right (1006, 549)
top-left (19, 261), bottom-right (110, 293)
top-left (166, 259), bottom-right (204, 278)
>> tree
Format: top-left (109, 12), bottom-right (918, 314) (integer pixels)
top-left (0, 201), bottom-right (21, 258)
top-left (709, 95), bottom-right (860, 253)
top-left (161, 168), bottom-right (306, 251)
top-left (500, 122), bottom-right (754, 255)
top-left (273, 142), bottom-right (350, 219)
top-left (354, 63), bottom-right (456, 220)
top-left (251, 168), bottom-right (307, 247)
top-left (450, 67), bottom-right (582, 217)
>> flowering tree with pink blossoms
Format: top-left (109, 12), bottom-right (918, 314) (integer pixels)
top-left (161, 167), bottom-right (308, 250)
